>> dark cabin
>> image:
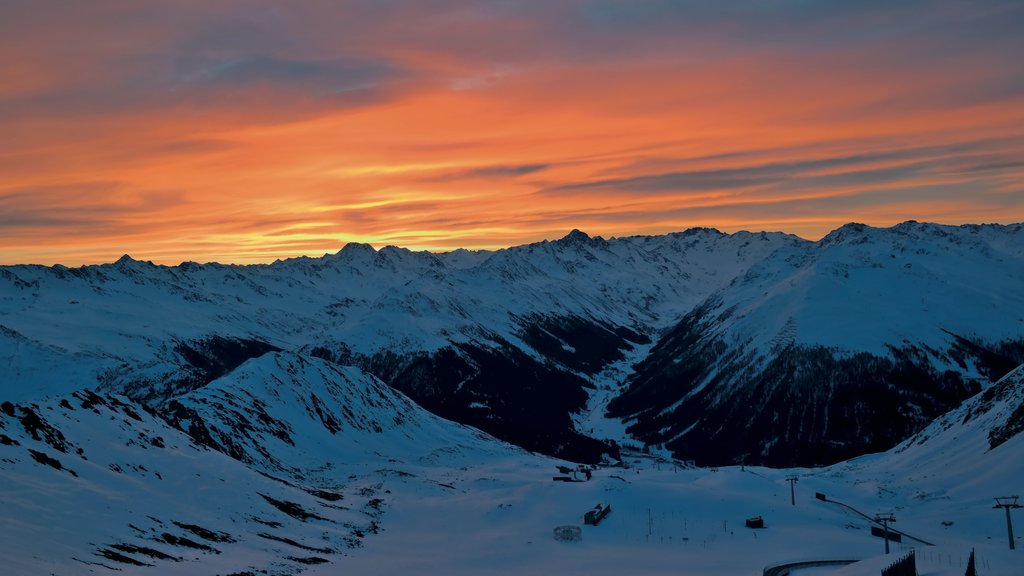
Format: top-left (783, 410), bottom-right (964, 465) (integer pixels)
top-left (584, 503), bottom-right (611, 526)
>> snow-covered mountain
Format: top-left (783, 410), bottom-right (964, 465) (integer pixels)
top-left (1, 222), bottom-right (1022, 467)
top-left (3, 222), bottom-right (1024, 575)
top-left (0, 227), bottom-right (798, 462)
top-left (609, 221), bottom-right (1024, 466)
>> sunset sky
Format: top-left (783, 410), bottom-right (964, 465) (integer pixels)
top-left (2, 1), bottom-right (1024, 265)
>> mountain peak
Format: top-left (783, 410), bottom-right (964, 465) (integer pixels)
top-left (112, 254), bottom-right (156, 268)
top-left (338, 242), bottom-right (377, 256)
top-left (562, 229), bottom-right (590, 242)
top-left (378, 245), bottom-right (411, 256)
top-left (678, 226), bottom-right (725, 237)
top-left (557, 229), bottom-right (607, 247)
top-left (819, 222), bottom-right (872, 246)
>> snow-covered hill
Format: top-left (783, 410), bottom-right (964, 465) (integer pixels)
top-left (846, 361), bottom-right (1024, 494)
top-left (0, 388), bottom-right (385, 575)
top-left (164, 352), bottom-right (519, 479)
top-left (609, 222), bottom-right (1024, 466)
top-left (0, 353), bottom-right (517, 575)
top-left (806, 362), bottom-right (1024, 574)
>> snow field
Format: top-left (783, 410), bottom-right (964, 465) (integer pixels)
top-left (329, 455), bottom-right (1023, 575)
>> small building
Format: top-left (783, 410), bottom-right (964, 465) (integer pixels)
top-left (584, 503), bottom-right (612, 526)
top-left (745, 516), bottom-right (765, 529)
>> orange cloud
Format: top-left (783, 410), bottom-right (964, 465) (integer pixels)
top-left (1, 2), bottom-right (1023, 265)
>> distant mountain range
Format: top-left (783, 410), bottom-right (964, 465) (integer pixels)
top-left (2, 221), bottom-right (1023, 466)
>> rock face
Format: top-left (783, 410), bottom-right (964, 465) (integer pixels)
top-left (2, 221), bottom-right (1024, 466)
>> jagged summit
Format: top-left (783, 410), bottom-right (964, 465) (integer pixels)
top-left (110, 254), bottom-right (158, 266)
top-left (557, 228), bottom-right (598, 244)
top-left (818, 220), bottom-right (1024, 246)
top-left (673, 226), bottom-right (726, 237)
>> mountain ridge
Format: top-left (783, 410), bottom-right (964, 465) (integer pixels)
top-left (608, 221), bottom-right (1024, 465)
top-left (2, 221), bottom-right (1022, 466)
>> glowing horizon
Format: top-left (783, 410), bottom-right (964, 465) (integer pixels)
top-left (2, 2), bottom-right (1023, 266)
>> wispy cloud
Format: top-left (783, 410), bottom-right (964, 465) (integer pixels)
top-left (0, 1), bottom-right (1022, 264)
top-left (549, 137), bottom-right (1024, 197)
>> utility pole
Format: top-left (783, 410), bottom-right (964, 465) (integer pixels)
top-left (994, 496), bottom-right (1022, 550)
top-left (874, 513), bottom-right (896, 554)
top-left (786, 475), bottom-right (799, 506)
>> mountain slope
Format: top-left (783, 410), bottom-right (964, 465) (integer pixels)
top-left (609, 222), bottom-right (1024, 466)
top-left (819, 362), bottom-right (1024, 547)
top-left (4, 361), bottom-right (1022, 575)
top-left (883, 362), bottom-right (1024, 476)
top-left (0, 390), bottom-right (381, 575)
top-left (0, 352), bottom-right (517, 575)
top-left (165, 352), bottom-right (520, 478)
top-left (2, 222), bottom-right (1022, 465)
top-left (0, 227), bottom-right (798, 461)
